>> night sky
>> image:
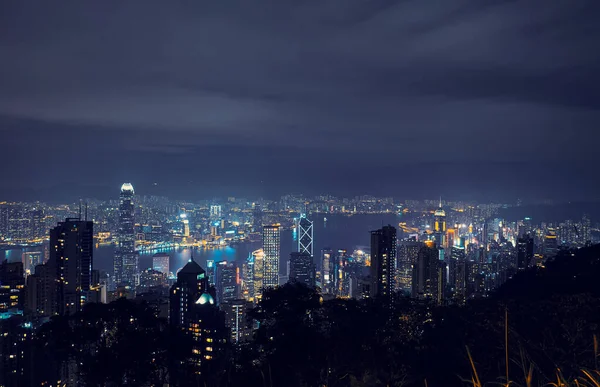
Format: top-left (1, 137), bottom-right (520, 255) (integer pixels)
top-left (1, 1), bottom-right (599, 202)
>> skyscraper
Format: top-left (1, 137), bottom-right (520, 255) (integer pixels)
top-left (251, 249), bottom-right (264, 302)
top-left (0, 260), bottom-right (25, 313)
top-left (262, 224), bottom-right (281, 289)
top-left (222, 299), bottom-right (253, 344)
top-left (216, 261), bottom-right (239, 303)
top-left (397, 240), bottom-right (422, 293)
top-left (114, 183), bottom-right (137, 287)
top-left (169, 258), bottom-right (224, 378)
top-left (289, 252), bottom-right (316, 288)
top-left (516, 235), bottom-right (534, 270)
top-left (412, 242), bottom-right (444, 305)
top-left (370, 225), bottom-right (397, 305)
top-left (298, 215), bottom-right (314, 257)
top-left (321, 247), bottom-right (334, 294)
top-left (49, 218), bottom-right (94, 315)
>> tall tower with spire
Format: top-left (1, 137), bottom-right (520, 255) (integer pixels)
top-left (114, 183), bottom-right (137, 288)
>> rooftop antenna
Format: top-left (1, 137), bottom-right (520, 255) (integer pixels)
top-left (439, 196), bottom-right (442, 208)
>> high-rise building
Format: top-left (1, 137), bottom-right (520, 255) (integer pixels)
top-left (321, 248), bottom-right (334, 294)
top-left (217, 261), bottom-right (239, 303)
top-left (152, 253), bottom-right (170, 275)
top-left (0, 260), bottom-right (25, 313)
top-left (206, 259), bottom-right (216, 287)
top-left (543, 228), bottom-right (559, 261)
top-left (21, 251), bottom-right (43, 278)
top-left (289, 252), bottom-right (315, 288)
top-left (370, 225), bottom-right (397, 305)
top-left (114, 183), bottom-right (137, 287)
top-left (516, 235), bottom-right (534, 270)
top-left (262, 225), bottom-right (281, 289)
top-left (221, 299), bottom-right (253, 344)
top-left (335, 249), bottom-right (350, 298)
top-left (397, 240), bottom-right (421, 293)
top-left (251, 249), bottom-right (264, 303)
top-left (412, 242), bottom-right (444, 305)
top-left (434, 201), bottom-right (447, 232)
top-left (210, 205), bottom-right (222, 219)
top-left (298, 215), bottom-right (314, 257)
top-left (169, 258), bottom-right (224, 378)
top-left (450, 245), bottom-right (467, 305)
top-left (48, 218), bottom-right (94, 315)
top-left (252, 205), bottom-right (263, 232)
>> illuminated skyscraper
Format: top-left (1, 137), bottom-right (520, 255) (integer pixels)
top-left (370, 225), bottom-right (397, 305)
top-left (216, 261), bottom-right (239, 303)
top-left (252, 249), bottom-right (264, 302)
top-left (114, 183), bottom-right (137, 287)
top-left (222, 299), bottom-right (253, 344)
top-left (298, 215), bottom-right (313, 257)
top-left (289, 252), bottom-right (315, 288)
top-left (262, 225), bottom-right (281, 288)
top-left (49, 218), bottom-right (94, 315)
top-left (321, 248), bottom-right (334, 294)
top-left (397, 240), bottom-right (422, 293)
top-left (434, 200), bottom-right (446, 233)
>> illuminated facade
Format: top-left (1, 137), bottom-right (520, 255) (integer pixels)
top-left (251, 249), bottom-right (264, 302)
top-left (114, 183), bottom-right (137, 287)
top-left (298, 215), bottom-right (313, 257)
top-left (370, 225), bottom-right (397, 305)
top-left (0, 260), bottom-right (25, 313)
top-left (262, 225), bottom-right (281, 289)
top-left (216, 261), bottom-right (239, 303)
top-left (321, 248), bottom-right (333, 294)
top-left (222, 299), bottom-right (253, 344)
top-left (412, 242), bottom-right (445, 305)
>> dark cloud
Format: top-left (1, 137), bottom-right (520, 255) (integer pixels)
top-left (0, 0), bottom-right (599, 202)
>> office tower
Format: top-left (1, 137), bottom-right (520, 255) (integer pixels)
top-left (114, 183), bottom-right (137, 287)
top-left (0, 203), bottom-right (8, 240)
top-left (370, 225), bottom-right (397, 305)
top-left (253, 205), bottom-right (263, 232)
top-left (262, 224), bottom-right (281, 288)
top-left (206, 260), bottom-right (216, 287)
top-left (516, 235), bottom-right (534, 270)
top-left (434, 201), bottom-right (446, 232)
top-left (543, 228), bottom-right (559, 260)
top-left (334, 249), bottom-right (350, 298)
top-left (0, 260), bottom-right (25, 312)
top-left (581, 215), bottom-right (591, 245)
top-left (217, 261), bottom-right (239, 303)
top-left (320, 248), bottom-right (333, 294)
top-left (251, 249), bottom-right (264, 303)
top-left (152, 253), bottom-right (170, 275)
top-left (21, 251), bottom-right (43, 278)
top-left (49, 218), bottom-right (94, 315)
top-left (397, 240), bottom-right (422, 293)
top-left (289, 252), bottom-right (316, 288)
top-left (210, 205), bottom-right (222, 219)
top-left (169, 258), bottom-right (224, 377)
top-left (412, 242), bottom-right (444, 305)
top-left (181, 213), bottom-right (190, 237)
top-left (450, 245), bottom-right (467, 305)
top-left (222, 299), bottom-right (253, 344)
top-left (241, 253), bottom-right (255, 302)
top-left (298, 215), bottom-right (314, 257)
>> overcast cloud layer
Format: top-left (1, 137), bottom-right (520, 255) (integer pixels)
top-left (1, 0), bottom-right (599, 202)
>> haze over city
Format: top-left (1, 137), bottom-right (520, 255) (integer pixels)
top-left (1, 1), bottom-right (600, 202)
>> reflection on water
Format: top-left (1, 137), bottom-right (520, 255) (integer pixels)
top-left (2, 213), bottom-right (401, 276)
